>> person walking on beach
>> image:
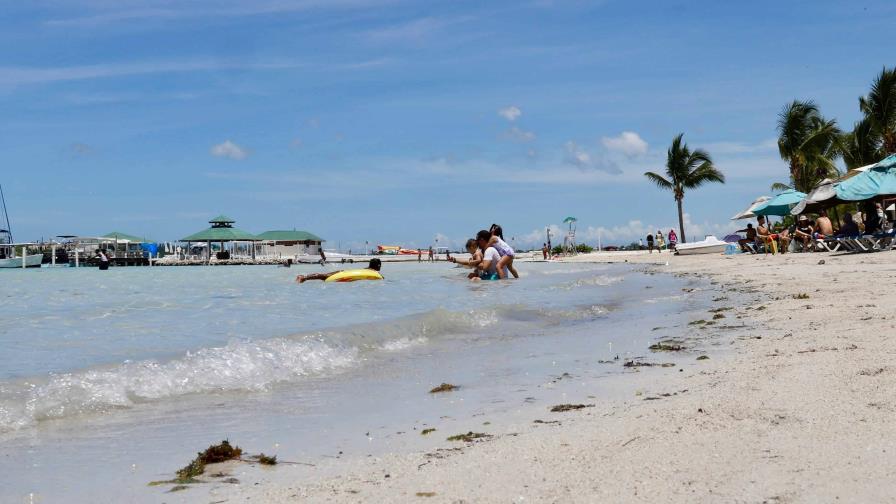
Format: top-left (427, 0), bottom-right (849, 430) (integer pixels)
top-left (656, 230), bottom-right (665, 253)
top-left (428, 246), bottom-right (434, 262)
top-left (646, 233), bottom-right (654, 253)
top-left (542, 243), bottom-right (548, 260)
top-left (668, 229), bottom-right (678, 250)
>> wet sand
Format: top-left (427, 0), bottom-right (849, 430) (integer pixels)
top-left (204, 251), bottom-right (896, 502)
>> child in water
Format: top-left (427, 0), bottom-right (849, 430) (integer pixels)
top-left (448, 238), bottom-right (484, 279)
top-left (488, 224), bottom-right (519, 279)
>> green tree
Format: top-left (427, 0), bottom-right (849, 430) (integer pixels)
top-left (644, 134), bottom-right (725, 243)
top-left (840, 117), bottom-right (884, 170)
top-left (776, 100), bottom-right (840, 192)
top-left (859, 66), bottom-right (896, 154)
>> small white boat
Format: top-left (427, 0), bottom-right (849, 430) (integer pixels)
top-left (0, 252), bottom-right (43, 268)
top-left (0, 184), bottom-right (44, 268)
top-left (674, 235), bottom-right (728, 256)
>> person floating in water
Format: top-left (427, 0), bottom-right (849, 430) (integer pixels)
top-left (296, 258), bottom-right (382, 283)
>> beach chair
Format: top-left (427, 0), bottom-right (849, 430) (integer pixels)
top-left (814, 237), bottom-right (842, 252)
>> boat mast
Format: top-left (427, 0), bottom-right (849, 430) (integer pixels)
top-left (0, 184), bottom-right (11, 244)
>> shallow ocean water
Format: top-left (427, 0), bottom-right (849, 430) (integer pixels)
top-left (0, 261), bottom-right (712, 502)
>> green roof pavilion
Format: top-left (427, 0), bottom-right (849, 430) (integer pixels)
top-left (180, 216), bottom-right (259, 242)
top-left (103, 231), bottom-right (150, 243)
top-left (255, 230), bottom-right (324, 242)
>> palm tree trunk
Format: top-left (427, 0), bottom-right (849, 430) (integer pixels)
top-left (676, 198), bottom-right (686, 243)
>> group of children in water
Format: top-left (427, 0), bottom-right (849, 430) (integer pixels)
top-left (450, 224), bottom-right (519, 281)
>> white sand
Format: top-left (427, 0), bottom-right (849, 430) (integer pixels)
top-left (208, 251), bottom-right (896, 503)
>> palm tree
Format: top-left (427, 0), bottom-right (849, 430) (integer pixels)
top-left (776, 100), bottom-right (840, 192)
top-left (840, 117), bottom-right (884, 169)
top-left (644, 134), bottom-right (725, 243)
top-left (859, 66), bottom-right (896, 154)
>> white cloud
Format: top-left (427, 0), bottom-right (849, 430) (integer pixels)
top-left (504, 126), bottom-right (536, 142)
top-left (498, 106), bottom-right (521, 121)
top-left (289, 138), bottom-right (303, 148)
top-left (210, 140), bottom-right (248, 160)
top-left (564, 140), bottom-right (620, 174)
top-left (601, 131), bottom-right (648, 158)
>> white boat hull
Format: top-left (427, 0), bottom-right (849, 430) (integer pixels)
top-left (0, 254), bottom-right (43, 268)
top-left (674, 236), bottom-right (728, 256)
top-left (674, 244), bottom-right (727, 255)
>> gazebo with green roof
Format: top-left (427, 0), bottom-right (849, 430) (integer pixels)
top-left (181, 215), bottom-right (260, 262)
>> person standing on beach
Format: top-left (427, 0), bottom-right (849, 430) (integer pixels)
top-left (668, 229), bottom-right (678, 250)
top-left (417, 249), bottom-right (422, 262)
top-left (639, 238), bottom-right (643, 250)
top-left (646, 233), bottom-right (654, 253)
top-left (318, 247), bottom-right (327, 266)
top-left (542, 243), bottom-right (548, 260)
top-left (656, 230), bottom-right (665, 252)
top-left (428, 246), bottom-right (434, 262)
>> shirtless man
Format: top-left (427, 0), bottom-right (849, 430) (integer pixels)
top-left (736, 223), bottom-right (758, 252)
top-left (814, 210), bottom-right (834, 238)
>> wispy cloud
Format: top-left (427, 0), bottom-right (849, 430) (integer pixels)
top-left (0, 60), bottom-right (298, 87)
top-left (702, 138), bottom-right (778, 155)
top-left (563, 140), bottom-right (621, 174)
top-left (503, 126), bottom-right (536, 142)
top-left (210, 140), bottom-right (249, 160)
top-left (498, 105), bottom-right (521, 121)
top-left (46, 0), bottom-right (400, 28)
top-left (361, 15), bottom-right (473, 44)
top-left (0, 58), bottom-right (390, 88)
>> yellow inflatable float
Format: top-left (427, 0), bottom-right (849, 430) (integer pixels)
top-left (324, 269), bottom-right (384, 283)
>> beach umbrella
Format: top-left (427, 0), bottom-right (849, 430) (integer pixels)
top-left (730, 196), bottom-right (771, 220)
top-left (834, 154), bottom-right (896, 201)
top-left (752, 189), bottom-right (807, 217)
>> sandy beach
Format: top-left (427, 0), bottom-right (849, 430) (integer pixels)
top-left (204, 251), bottom-right (896, 503)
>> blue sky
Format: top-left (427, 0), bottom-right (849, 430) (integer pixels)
top-left (1, 0), bottom-right (894, 249)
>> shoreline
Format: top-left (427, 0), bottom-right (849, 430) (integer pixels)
top-left (205, 251), bottom-right (896, 502)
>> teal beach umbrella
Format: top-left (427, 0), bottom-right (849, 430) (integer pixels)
top-left (752, 189), bottom-right (807, 217)
top-left (834, 154), bottom-right (896, 201)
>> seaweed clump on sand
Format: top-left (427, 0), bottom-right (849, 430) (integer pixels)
top-left (254, 453), bottom-right (278, 465)
top-left (550, 403), bottom-right (594, 412)
top-left (446, 431), bottom-right (490, 442)
top-left (429, 383), bottom-right (459, 393)
top-left (176, 440), bottom-right (243, 482)
top-left (623, 361), bottom-right (675, 368)
top-left (649, 341), bottom-right (684, 352)
top-left (793, 293), bottom-right (810, 299)
top-left (421, 428), bottom-right (437, 436)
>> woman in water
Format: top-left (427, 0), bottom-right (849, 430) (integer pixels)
top-left (487, 224), bottom-right (519, 279)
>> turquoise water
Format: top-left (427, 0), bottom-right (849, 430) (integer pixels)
top-left (0, 261), bottom-right (709, 502)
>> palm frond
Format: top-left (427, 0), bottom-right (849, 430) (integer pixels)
top-left (644, 171), bottom-right (673, 189)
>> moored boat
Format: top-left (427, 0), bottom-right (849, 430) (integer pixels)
top-left (674, 235), bottom-right (727, 255)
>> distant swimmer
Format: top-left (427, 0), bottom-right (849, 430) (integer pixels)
top-left (296, 258), bottom-right (383, 283)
